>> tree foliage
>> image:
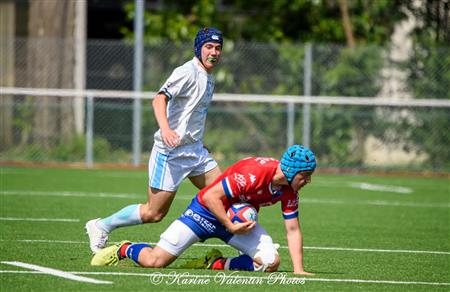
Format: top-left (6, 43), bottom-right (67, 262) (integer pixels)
top-left (122, 0), bottom-right (407, 44)
top-left (119, 0), bottom-right (448, 170)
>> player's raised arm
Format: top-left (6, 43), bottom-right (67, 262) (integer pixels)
top-left (284, 217), bottom-right (314, 275)
top-left (202, 182), bottom-right (255, 234)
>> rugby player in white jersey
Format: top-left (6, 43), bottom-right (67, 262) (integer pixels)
top-left (85, 27), bottom-right (224, 254)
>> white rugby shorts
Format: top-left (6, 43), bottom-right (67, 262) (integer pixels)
top-left (157, 220), bottom-right (201, 256)
top-left (148, 141), bottom-right (218, 191)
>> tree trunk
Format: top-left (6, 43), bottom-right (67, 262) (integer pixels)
top-left (339, 0), bottom-right (355, 48)
top-left (27, 0), bottom-right (75, 148)
top-left (0, 1), bottom-right (15, 151)
top-left (352, 126), bottom-right (366, 164)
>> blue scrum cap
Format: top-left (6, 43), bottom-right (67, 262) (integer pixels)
top-left (194, 27), bottom-right (223, 60)
top-left (280, 145), bottom-right (317, 183)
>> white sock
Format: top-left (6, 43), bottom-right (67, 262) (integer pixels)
top-left (97, 204), bottom-right (142, 233)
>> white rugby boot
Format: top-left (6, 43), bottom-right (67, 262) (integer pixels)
top-left (85, 218), bottom-right (109, 254)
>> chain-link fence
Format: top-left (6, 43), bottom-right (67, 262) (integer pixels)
top-left (6, 37), bottom-right (450, 96)
top-left (1, 38), bottom-right (449, 171)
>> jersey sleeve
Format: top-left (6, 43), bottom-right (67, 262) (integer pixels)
top-left (281, 189), bottom-right (299, 220)
top-left (158, 68), bottom-right (191, 100)
top-left (221, 171), bottom-right (253, 200)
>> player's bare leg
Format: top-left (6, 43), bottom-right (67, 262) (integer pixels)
top-left (86, 187), bottom-right (176, 254)
top-left (137, 246), bottom-right (177, 268)
top-left (207, 253), bottom-right (280, 272)
top-left (189, 166), bottom-right (221, 189)
top-left (91, 242), bottom-right (177, 268)
top-left (140, 187), bottom-right (177, 223)
top-left (87, 166), bottom-right (219, 254)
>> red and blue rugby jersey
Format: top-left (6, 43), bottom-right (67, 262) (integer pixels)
top-left (197, 157), bottom-right (299, 220)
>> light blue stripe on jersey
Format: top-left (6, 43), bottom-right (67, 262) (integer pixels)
top-left (283, 210), bottom-right (299, 220)
top-left (222, 177), bottom-right (233, 199)
top-left (152, 152), bottom-right (168, 189)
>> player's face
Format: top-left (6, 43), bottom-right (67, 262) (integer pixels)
top-left (201, 42), bottom-right (222, 71)
top-left (290, 171), bottom-right (313, 192)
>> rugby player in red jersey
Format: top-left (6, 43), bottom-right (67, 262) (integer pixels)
top-left (91, 145), bottom-right (316, 276)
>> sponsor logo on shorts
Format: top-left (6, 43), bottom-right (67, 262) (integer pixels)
top-left (183, 209), bottom-right (216, 233)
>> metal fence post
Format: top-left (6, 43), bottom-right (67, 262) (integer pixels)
top-left (132, 0), bottom-right (144, 167)
top-left (74, 0), bottom-right (86, 136)
top-left (287, 102), bottom-right (295, 147)
top-left (302, 43), bottom-right (312, 148)
top-left (86, 94), bottom-right (94, 168)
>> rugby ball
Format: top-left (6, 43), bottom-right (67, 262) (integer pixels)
top-left (227, 203), bottom-right (258, 223)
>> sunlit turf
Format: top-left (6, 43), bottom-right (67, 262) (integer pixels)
top-left (0, 166), bottom-right (449, 291)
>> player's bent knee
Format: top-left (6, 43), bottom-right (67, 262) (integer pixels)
top-left (141, 213), bottom-right (165, 223)
top-left (265, 255), bottom-right (280, 272)
top-left (138, 252), bottom-right (168, 268)
top-left (139, 258), bottom-right (160, 268)
top-left (140, 259), bottom-right (167, 268)
top-left (138, 248), bottom-right (175, 269)
top-left (140, 208), bottom-right (167, 223)
top-left (252, 249), bottom-right (279, 272)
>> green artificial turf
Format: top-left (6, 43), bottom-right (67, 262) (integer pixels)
top-left (0, 167), bottom-right (449, 291)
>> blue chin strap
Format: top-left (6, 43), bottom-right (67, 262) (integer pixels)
top-left (194, 27), bottom-right (223, 62)
top-left (280, 145), bottom-right (317, 184)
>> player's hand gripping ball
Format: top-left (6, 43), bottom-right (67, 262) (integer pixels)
top-left (227, 203), bottom-right (258, 223)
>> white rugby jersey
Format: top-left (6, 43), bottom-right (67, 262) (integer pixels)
top-left (153, 57), bottom-right (215, 153)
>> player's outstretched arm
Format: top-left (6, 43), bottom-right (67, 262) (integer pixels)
top-left (284, 218), bottom-right (314, 276)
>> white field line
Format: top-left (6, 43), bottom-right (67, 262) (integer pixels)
top-left (2, 190), bottom-right (449, 208)
top-left (0, 169), bottom-right (144, 179)
top-left (2, 239), bottom-right (449, 255)
top-left (63, 271), bottom-right (450, 286)
top-left (16, 239), bottom-right (87, 244)
top-left (349, 182), bottom-right (413, 194)
top-left (0, 261), bottom-right (112, 284)
top-left (0, 269), bottom-right (449, 286)
top-left (1, 239), bottom-right (86, 244)
top-left (302, 246), bottom-right (450, 255)
top-left (187, 242), bottom-right (450, 255)
top-left (297, 180), bottom-right (415, 194)
top-left (0, 217), bottom-right (79, 222)
top-left (300, 198), bottom-right (450, 208)
top-left (0, 190), bottom-right (138, 199)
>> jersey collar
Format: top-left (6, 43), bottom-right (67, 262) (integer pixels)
top-left (269, 183), bottom-right (283, 199)
top-left (193, 57), bottom-right (209, 74)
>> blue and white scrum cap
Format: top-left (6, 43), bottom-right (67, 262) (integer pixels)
top-left (280, 145), bottom-right (317, 183)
